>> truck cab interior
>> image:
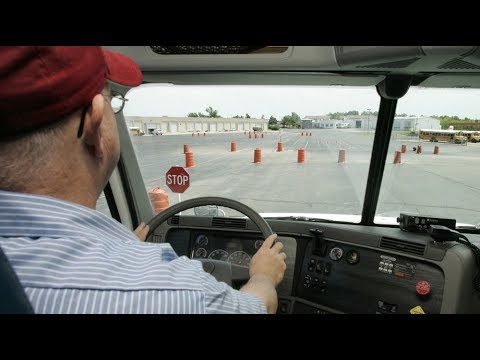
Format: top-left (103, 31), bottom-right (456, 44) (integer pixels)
top-left (4, 46), bottom-right (480, 314)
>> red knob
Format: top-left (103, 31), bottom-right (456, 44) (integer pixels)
top-left (416, 280), bottom-right (431, 296)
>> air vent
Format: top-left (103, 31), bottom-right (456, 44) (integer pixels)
top-left (149, 46), bottom-right (283, 55)
top-left (438, 59), bottom-right (480, 70)
top-left (380, 237), bottom-right (425, 256)
top-left (211, 217), bottom-right (247, 229)
top-left (170, 215), bottom-right (179, 225)
top-left (357, 58), bottom-right (420, 69)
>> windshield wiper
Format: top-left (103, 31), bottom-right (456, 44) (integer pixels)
top-left (264, 216), bottom-right (340, 224)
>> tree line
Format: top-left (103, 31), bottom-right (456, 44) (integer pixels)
top-left (433, 115), bottom-right (480, 129)
top-left (186, 107), bottom-right (424, 130)
top-left (186, 107), bottom-right (302, 129)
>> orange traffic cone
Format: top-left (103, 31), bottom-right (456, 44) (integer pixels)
top-left (148, 187), bottom-right (170, 214)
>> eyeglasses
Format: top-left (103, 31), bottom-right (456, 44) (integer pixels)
top-left (105, 91), bottom-right (128, 114)
top-left (77, 91), bottom-right (128, 138)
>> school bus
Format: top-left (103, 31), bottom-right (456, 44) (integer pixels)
top-left (470, 132), bottom-right (480, 143)
top-left (460, 130), bottom-right (480, 142)
top-left (419, 129), bottom-right (467, 144)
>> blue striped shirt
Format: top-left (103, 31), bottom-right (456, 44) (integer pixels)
top-left (0, 190), bottom-right (266, 314)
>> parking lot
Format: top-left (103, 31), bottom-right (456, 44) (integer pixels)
top-left (98, 129), bottom-right (480, 226)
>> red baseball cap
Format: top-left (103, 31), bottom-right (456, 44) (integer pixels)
top-left (0, 46), bottom-right (143, 139)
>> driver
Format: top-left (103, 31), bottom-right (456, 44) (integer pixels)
top-left (0, 46), bottom-right (287, 314)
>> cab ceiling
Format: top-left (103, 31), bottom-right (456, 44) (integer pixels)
top-left (104, 46), bottom-right (480, 88)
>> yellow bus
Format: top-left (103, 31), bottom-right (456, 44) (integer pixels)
top-left (470, 132), bottom-right (480, 143)
top-left (419, 129), bottom-right (467, 144)
top-left (460, 130), bottom-right (480, 142)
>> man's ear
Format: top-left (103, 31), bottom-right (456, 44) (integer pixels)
top-left (82, 94), bottom-right (106, 158)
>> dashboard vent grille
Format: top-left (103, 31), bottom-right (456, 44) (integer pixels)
top-left (380, 237), bottom-right (425, 256)
top-left (150, 46), bottom-right (272, 55)
top-left (211, 217), bottom-right (247, 229)
top-left (170, 215), bottom-right (179, 225)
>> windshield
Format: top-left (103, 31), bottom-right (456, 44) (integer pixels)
top-left (123, 84), bottom-right (480, 227)
top-left (376, 87), bottom-right (480, 227)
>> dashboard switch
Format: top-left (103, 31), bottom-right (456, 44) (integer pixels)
top-left (346, 250), bottom-right (360, 264)
top-left (279, 300), bottom-right (290, 314)
top-left (324, 262), bottom-right (332, 275)
top-left (416, 280), bottom-right (431, 296)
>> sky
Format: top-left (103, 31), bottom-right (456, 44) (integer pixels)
top-left (123, 84), bottom-right (480, 120)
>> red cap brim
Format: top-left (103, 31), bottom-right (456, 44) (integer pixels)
top-left (102, 48), bottom-right (143, 87)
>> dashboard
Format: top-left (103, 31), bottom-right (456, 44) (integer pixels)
top-left (190, 232), bottom-right (264, 266)
top-left (154, 215), bottom-right (480, 314)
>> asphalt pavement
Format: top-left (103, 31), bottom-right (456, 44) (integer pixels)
top-left (97, 129), bottom-right (480, 226)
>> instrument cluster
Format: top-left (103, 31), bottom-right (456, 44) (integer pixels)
top-left (190, 233), bottom-right (264, 267)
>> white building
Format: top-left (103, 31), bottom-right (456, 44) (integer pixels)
top-left (125, 116), bottom-right (269, 134)
top-left (304, 115), bottom-right (440, 131)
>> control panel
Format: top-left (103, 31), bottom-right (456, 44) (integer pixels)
top-left (295, 238), bottom-right (445, 314)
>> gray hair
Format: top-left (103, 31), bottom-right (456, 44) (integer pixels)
top-left (0, 116), bottom-right (73, 192)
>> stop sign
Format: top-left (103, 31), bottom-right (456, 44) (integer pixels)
top-left (166, 166), bottom-right (190, 193)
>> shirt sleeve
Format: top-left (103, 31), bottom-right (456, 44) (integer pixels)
top-left (172, 256), bottom-right (268, 314)
top-left (204, 280), bottom-right (267, 314)
top-left (193, 267), bottom-right (267, 314)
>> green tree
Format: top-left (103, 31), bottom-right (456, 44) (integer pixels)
top-left (268, 116), bottom-right (278, 126)
top-left (281, 114), bottom-right (299, 128)
top-left (328, 112), bottom-right (341, 120)
top-left (187, 112), bottom-right (199, 117)
top-left (291, 112), bottom-right (301, 127)
top-left (360, 110), bottom-right (378, 116)
top-left (245, 113), bottom-right (251, 118)
top-left (433, 114), bottom-right (480, 129)
top-left (233, 115), bottom-right (244, 118)
top-left (205, 106), bottom-right (221, 118)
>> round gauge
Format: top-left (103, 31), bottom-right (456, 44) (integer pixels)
top-left (195, 248), bottom-right (207, 258)
top-left (254, 240), bottom-right (264, 250)
top-left (195, 234), bottom-right (209, 247)
top-left (329, 246), bottom-right (344, 261)
top-left (208, 249), bottom-right (229, 261)
top-left (346, 250), bottom-right (360, 264)
top-left (228, 251), bottom-right (252, 267)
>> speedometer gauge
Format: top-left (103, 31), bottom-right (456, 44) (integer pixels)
top-left (208, 249), bottom-right (229, 261)
top-left (195, 248), bottom-right (207, 258)
top-left (228, 251), bottom-right (251, 266)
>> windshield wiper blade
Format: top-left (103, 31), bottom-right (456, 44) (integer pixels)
top-left (264, 216), bottom-right (339, 223)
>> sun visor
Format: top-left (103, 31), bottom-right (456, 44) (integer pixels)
top-left (142, 72), bottom-right (385, 86)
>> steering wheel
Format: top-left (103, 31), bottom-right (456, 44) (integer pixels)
top-left (145, 197), bottom-right (274, 287)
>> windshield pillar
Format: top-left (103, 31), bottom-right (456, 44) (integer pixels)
top-left (361, 76), bottom-right (412, 225)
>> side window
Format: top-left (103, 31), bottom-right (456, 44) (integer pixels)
top-left (96, 192), bottom-right (112, 217)
top-left (95, 183), bottom-right (121, 221)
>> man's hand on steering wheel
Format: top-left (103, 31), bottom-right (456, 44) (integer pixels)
top-left (133, 222), bottom-right (150, 241)
top-left (249, 234), bottom-right (287, 287)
